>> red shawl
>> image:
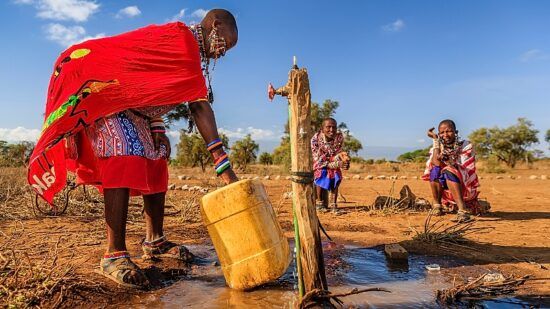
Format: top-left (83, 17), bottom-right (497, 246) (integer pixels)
top-left (422, 140), bottom-right (480, 204)
top-left (28, 22), bottom-right (207, 203)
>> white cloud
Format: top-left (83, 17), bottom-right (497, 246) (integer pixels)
top-left (416, 138), bottom-right (426, 143)
top-left (219, 127), bottom-right (281, 141)
top-left (382, 19), bottom-right (405, 32)
top-left (520, 49), bottom-right (549, 63)
top-left (0, 127), bottom-right (40, 142)
top-left (115, 5), bottom-right (141, 19)
top-left (168, 8), bottom-right (186, 22)
top-left (26, 0), bottom-right (100, 22)
top-left (191, 8), bottom-right (207, 19)
top-left (45, 23), bottom-right (104, 47)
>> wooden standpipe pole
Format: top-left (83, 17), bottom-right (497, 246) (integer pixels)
top-left (268, 58), bottom-right (329, 301)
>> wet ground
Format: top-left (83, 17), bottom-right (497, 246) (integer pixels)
top-left (123, 245), bottom-right (541, 308)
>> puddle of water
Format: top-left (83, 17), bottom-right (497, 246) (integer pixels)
top-left (125, 245), bottom-right (541, 309)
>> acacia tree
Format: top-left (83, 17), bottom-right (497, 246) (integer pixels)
top-left (175, 131), bottom-right (229, 171)
top-left (230, 134), bottom-right (259, 170)
top-left (546, 129), bottom-right (550, 150)
top-left (0, 141), bottom-right (34, 167)
top-left (469, 118), bottom-right (539, 168)
top-left (258, 152), bottom-right (273, 165)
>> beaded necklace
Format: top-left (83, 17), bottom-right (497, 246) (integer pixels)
top-left (440, 136), bottom-right (463, 165)
top-left (190, 24), bottom-right (214, 104)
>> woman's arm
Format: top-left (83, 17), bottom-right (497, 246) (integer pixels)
top-left (189, 101), bottom-right (238, 185)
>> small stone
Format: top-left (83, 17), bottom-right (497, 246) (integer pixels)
top-left (211, 261), bottom-right (219, 267)
top-left (390, 175), bottom-right (398, 180)
top-left (343, 176), bottom-right (350, 180)
top-left (191, 186), bottom-right (202, 192)
top-left (352, 174), bottom-right (361, 180)
top-left (210, 176), bottom-right (216, 180)
top-left (275, 175), bottom-right (281, 180)
top-left (399, 176), bottom-right (407, 180)
top-left (366, 175), bottom-right (374, 180)
top-left (541, 175), bottom-right (548, 180)
top-left (178, 175), bottom-right (185, 180)
top-left (529, 175), bottom-right (538, 180)
top-left (264, 175), bottom-right (271, 180)
top-left (377, 175), bottom-right (386, 180)
top-left (181, 184), bottom-right (189, 191)
top-left (168, 184), bottom-right (176, 190)
top-left (200, 188), bottom-right (209, 193)
top-left (283, 191), bottom-right (293, 199)
top-left (412, 176), bottom-right (418, 180)
top-left (384, 244), bottom-right (408, 260)
top-left (517, 176), bottom-right (522, 179)
top-left (479, 176), bottom-right (483, 180)
top-left (495, 176), bottom-right (504, 179)
top-left (285, 176), bottom-right (292, 180)
top-left (253, 176), bottom-right (260, 180)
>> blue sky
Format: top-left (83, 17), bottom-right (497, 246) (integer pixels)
top-left (1, 0), bottom-right (549, 159)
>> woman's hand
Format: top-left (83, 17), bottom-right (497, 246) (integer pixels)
top-left (427, 127), bottom-right (438, 139)
top-left (152, 132), bottom-right (171, 159)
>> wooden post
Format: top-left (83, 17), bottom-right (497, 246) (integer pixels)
top-left (269, 63), bottom-right (329, 299)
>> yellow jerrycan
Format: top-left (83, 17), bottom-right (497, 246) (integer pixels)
top-left (200, 179), bottom-right (291, 290)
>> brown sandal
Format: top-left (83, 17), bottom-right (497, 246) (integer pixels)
top-left (430, 203), bottom-right (444, 216)
top-left (451, 210), bottom-right (473, 223)
top-left (96, 253), bottom-right (150, 289)
top-left (142, 236), bottom-right (194, 262)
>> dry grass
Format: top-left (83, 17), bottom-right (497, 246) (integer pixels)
top-left (0, 168), bottom-right (36, 221)
top-left (436, 273), bottom-right (530, 304)
top-left (0, 221), bottom-right (109, 308)
top-left (410, 213), bottom-right (490, 245)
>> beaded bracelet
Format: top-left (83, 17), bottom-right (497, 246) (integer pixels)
top-left (207, 138), bottom-right (231, 176)
top-left (207, 138), bottom-right (224, 151)
top-left (215, 157), bottom-right (231, 175)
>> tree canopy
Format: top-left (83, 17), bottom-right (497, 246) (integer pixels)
top-left (230, 134), bottom-right (259, 170)
top-left (397, 147), bottom-right (430, 163)
top-left (175, 131), bottom-right (229, 171)
top-left (469, 118), bottom-right (539, 167)
top-left (0, 141), bottom-right (34, 167)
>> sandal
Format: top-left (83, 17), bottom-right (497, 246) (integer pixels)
top-left (430, 204), bottom-right (444, 216)
top-left (316, 202), bottom-right (329, 213)
top-left (451, 210), bottom-right (473, 223)
top-left (96, 251), bottom-right (150, 289)
top-left (142, 236), bottom-right (194, 262)
top-left (329, 203), bottom-right (343, 215)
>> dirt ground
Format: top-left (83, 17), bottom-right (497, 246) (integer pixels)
top-left (1, 162), bottom-right (549, 307)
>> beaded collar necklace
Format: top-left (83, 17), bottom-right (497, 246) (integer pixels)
top-left (190, 24), bottom-right (214, 104)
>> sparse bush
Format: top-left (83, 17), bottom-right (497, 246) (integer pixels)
top-left (230, 134), bottom-right (259, 171)
top-left (258, 152), bottom-right (273, 165)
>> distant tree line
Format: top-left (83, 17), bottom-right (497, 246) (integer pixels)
top-left (0, 141), bottom-right (34, 167)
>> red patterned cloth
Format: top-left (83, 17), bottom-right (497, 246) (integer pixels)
top-left (28, 22), bottom-right (207, 204)
top-left (95, 156), bottom-right (168, 196)
top-left (311, 131), bottom-right (344, 183)
top-left (422, 140), bottom-right (482, 213)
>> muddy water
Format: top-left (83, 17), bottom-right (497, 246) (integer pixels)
top-left (125, 245), bottom-right (536, 308)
